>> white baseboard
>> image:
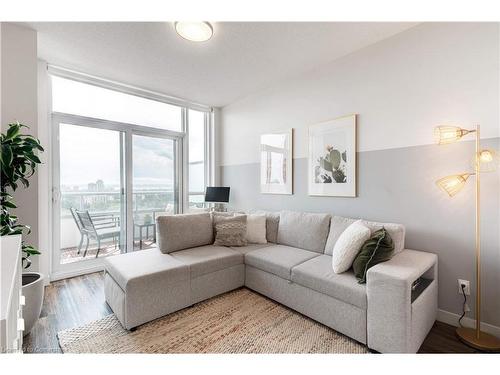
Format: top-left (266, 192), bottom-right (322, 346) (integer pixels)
top-left (50, 265), bottom-right (104, 282)
top-left (437, 309), bottom-right (500, 338)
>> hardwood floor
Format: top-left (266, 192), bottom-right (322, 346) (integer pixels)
top-left (23, 272), bottom-right (478, 354)
top-left (23, 272), bottom-right (112, 353)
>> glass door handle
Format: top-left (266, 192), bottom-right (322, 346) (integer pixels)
top-left (52, 187), bottom-right (61, 203)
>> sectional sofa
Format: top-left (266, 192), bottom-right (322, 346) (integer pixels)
top-left (103, 210), bottom-right (438, 353)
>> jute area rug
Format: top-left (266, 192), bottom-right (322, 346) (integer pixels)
top-left (57, 288), bottom-right (368, 353)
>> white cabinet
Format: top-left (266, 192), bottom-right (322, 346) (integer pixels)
top-left (1, 235), bottom-right (24, 353)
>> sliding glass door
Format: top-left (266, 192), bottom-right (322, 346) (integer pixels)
top-left (132, 134), bottom-right (178, 250)
top-left (52, 114), bottom-right (181, 278)
top-left (49, 72), bottom-right (212, 279)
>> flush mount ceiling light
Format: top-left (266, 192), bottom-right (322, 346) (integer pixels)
top-left (174, 22), bottom-right (213, 42)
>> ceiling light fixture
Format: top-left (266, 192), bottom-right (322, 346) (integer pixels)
top-left (174, 22), bottom-right (213, 42)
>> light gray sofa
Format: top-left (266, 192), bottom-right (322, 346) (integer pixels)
top-left (103, 210), bottom-right (438, 353)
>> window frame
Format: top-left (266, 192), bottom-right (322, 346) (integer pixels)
top-left (48, 65), bottom-right (214, 215)
top-left (187, 109), bottom-right (211, 209)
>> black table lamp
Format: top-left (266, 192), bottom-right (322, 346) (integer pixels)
top-left (204, 187), bottom-right (230, 212)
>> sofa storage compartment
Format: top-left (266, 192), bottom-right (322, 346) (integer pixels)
top-left (104, 273), bottom-right (126, 326)
top-left (366, 249), bottom-right (438, 353)
top-left (291, 254), bottom-right (367, 309)
top-left (245, 265), bottom-right (367, 344)
top-left (191, 264), bottom-right (245, 305)
top-left (410, 279), bottom-right (438, 353)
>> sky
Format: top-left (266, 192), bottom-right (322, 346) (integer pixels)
top-left (59, 124), bottom-right (176, 189)
top-left (54, 75), bottom-right (205, 192)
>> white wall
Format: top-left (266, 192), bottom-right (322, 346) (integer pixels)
top-left (219, 22), bottom-right (500, 329)
top-left (221, 23), bottom-right (499, 166)
top-left (1, 23), bottom-right (39, 270)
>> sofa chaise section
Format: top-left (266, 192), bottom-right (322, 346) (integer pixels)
top-left (104, 249), bottom-right (190, 330)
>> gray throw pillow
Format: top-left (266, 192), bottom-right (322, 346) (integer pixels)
top-left (213, 215), bottom-right (248, 247)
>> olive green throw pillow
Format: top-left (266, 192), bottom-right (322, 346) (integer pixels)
top-left (352, 228), bottom-right (394, 284)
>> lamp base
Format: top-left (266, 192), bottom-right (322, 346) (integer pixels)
top-left (456, 327), bottom-right (500, 352)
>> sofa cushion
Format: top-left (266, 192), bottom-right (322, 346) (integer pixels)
top-left (251, 210), bottom-right (280, 243)
top-left (245, 244), bottom-right (320, 280)
top-left (230, 243), bottom-right (273, 255)
top-left (324, 216), bottom-right (358, 255)
top-left (104, 249), bottom-right (189, 291)
top-left (277, 210), bottom-right (331, 253)
top-left (325, 216), bottom-right (406, 255)
top-left (291, 255), bottom-right (367, 309)
top-left (170, 245), bottom-right (243, 278)
top-left (156, 213), bottom-right (213, 254)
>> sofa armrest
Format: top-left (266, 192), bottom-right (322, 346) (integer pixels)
top-left (366, 249), bottom-right (438, 353)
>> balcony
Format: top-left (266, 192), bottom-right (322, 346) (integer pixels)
top-left (60, 190), bottom-right (173, 264)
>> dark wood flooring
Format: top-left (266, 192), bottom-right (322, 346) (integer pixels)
top-left (22, 272), bottom-right (478, 353)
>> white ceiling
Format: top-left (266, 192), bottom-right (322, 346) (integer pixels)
top-left (26, 22), bottom-right (418, 107)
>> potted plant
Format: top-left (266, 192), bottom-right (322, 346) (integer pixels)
top-left (1, 122), bottom-right (44, 335)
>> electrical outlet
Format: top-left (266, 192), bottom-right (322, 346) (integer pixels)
top-left (458, 279), bottom-right (470, 295)
top-left (464, 303), bottom-right (471, 312)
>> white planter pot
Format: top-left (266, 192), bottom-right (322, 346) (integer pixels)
top-left (22, 272), bottom-right (44, 336)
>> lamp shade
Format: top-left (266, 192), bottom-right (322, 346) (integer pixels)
top-left (436, 173), bottom-right (471, 197)
top-left (434, 126), bottom-right (470, 145)
top-left (474, 149), bottom-right (500, 173)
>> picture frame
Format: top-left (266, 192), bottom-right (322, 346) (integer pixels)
top-left (260, 129), bottom-right (293, 195)
top-left (308, 114), bottom-right (357, 197)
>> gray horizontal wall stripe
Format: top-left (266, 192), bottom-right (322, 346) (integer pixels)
top-left (221, 137), bottom-right (500, 327)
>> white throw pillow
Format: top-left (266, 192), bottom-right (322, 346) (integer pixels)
top-left (332, 220), bottom-right (371, 274)
top-left (246, 214), bottom-right (267, 244)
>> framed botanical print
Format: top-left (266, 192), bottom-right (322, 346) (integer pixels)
top-left (260, 129), bottom-right (293, 195)
top-left (308, 114), bottom-right (357, 197)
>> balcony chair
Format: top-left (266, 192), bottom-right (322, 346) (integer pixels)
top-left (70, 207), bottom-right (87, 254)
top-left (75, 209), bottom-right (121, 258)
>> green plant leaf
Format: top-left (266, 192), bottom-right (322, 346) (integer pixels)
top-left (2, 144), bottom-right (13, 165)
top-left (1, 122), bottom-right (43, 268)
top-left (2, 200), bottom-right (17, 209)
top-left (25, 153), bottom-right (42, 164)
top-left (5, 123), bottom-right (20, 141)
top-left (22, 257), bottom-right (32, 269)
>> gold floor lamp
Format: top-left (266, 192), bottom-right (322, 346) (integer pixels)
top-left (434, 124), bottom-right (500, 351)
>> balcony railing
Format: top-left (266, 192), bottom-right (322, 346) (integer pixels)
top-left (59, 190), bottom-right (206, 251)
